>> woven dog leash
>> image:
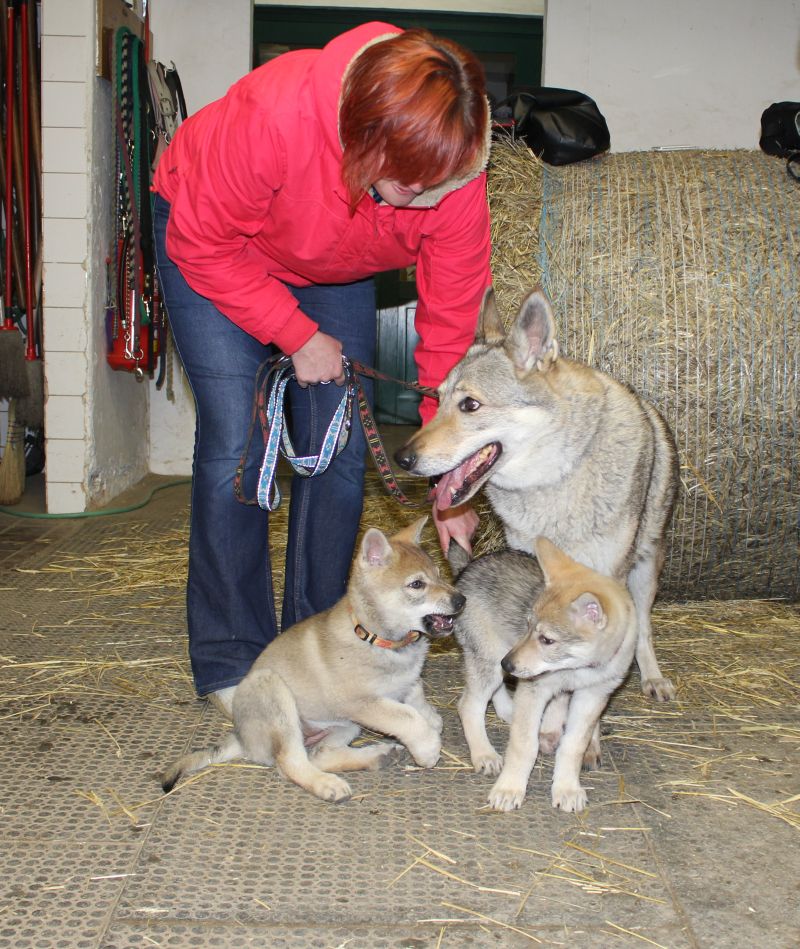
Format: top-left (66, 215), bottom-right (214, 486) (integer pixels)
top-left (233, 355), bottom-right (438, 511)
top-left (349, 359), bottom-right (438, 508)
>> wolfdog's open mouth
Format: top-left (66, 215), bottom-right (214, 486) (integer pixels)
top-left (432, 442), bottom-right (502, 509)
top-left (423, 613), bottom-right (456, 638)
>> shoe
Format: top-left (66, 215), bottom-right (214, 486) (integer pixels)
top-left (207, 685), bottom-right (236, 719)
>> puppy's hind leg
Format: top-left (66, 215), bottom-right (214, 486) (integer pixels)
top-left (240, 668), bottom-right (352, 803)
top-left (311, 724), bottom-right (402, 773)
top-left (538, 692), bottom-right (568, 755)
top-left (161, 732), bottom-right (243, 794)
top-left (582, 720), bottom-right (602, 771)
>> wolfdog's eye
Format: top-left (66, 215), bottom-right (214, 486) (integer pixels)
top-left (459, 396), bottom-right (481, 413)
top-left (407, 578), bottom-right (425, 590)
top-left (538, 634), bottom-right (555, 646)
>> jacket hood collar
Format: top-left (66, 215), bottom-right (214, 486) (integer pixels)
top-left (311, 23), bottom-right (492, 209)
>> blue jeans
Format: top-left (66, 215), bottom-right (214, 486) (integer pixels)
top-left (153, 195), bottom-right (376, 696)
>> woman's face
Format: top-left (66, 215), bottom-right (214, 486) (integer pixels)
top-left (372, 179), bottom-right (426, 207)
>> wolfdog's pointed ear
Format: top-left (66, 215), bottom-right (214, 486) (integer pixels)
top-left (360, 528), bottom-right (394, 566)
top-left (393, 516), bottom-right (428, 545)
top-left (535, 535), bottom-right (573, 583)
top-left (506, 287), bottom-right (559, 374)
top-left (474, 287), bottom-right (506, 345)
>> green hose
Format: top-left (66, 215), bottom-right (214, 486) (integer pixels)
top-left (0, 478), bottom-right (191, 519)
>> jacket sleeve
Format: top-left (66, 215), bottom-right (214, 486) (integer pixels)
top-left (163, 91), bottom-right (318, 354)
top-left (413, 173), bottom-right (492, 424)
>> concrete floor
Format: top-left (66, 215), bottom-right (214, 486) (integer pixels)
top-left (1, 466), bottom-right (798, 949)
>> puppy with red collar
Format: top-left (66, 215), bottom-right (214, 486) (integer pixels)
top-left (161, 518), bottom-right (464, 803)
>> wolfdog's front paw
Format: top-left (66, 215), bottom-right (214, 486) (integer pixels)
top-left (551, 782), bottom-right (588, 813)
top-left (487, 777), bottom-right (527, 812)
top-left (472, 750), bottom-right (503, 777)
top-left (311, 773), bottom-right (352, 803)
top-left (642, 676), bottom-right (676, 702)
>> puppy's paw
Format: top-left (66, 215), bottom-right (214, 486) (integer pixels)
top-left (311, 773), bottom-right (352, 804)
top-left (642, 676), bottom-right (676, 703)
top-left (472, 750), bottom-right (504, 777)
top-left (370, 742), bottom-right (405, 771)
top-left (551, 782), bottom-right (587, 813)
top-left (538, 730), bottom-right (562, 756)
top-left (409, 735), bottom-right (441, 769)
top-left (487, 778), bottom-right (527, 812)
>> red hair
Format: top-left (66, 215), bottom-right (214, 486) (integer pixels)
top-left (339, 29), bottom-right (487, 209)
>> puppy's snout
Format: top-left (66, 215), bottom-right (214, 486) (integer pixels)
top-left (394, 444), bottom-right (416, 471)
top-left (501, 652), bottom-right (516, 675)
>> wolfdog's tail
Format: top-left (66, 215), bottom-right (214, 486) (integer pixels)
top-left (161, 733), bottom-right (243, 794)
top-left (446, 539), bottom-right (472, 577)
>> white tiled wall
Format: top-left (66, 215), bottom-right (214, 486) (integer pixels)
top-left (41, 0), bottom-right (92, 513)
top-left (39, 0), bottom-right (152, 513)
top-left (42, 172), bottom-right (87, 219)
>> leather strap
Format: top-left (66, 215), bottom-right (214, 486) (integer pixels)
top-left (234, 355), bottom-right (437, 511)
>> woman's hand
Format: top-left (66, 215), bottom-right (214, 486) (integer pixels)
top-left (290, 331), bottom-right (345, 387)
top-left (432, 501), bottom-right (479, 556)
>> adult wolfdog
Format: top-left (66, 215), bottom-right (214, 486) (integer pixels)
top-left (395, 288), bottom-right (679, 771)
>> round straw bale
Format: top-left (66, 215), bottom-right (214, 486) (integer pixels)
top-left (486, 142), bottom-right (799, 601)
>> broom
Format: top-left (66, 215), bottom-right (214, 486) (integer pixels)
top-left (0, 397), bottom-right (25, 503)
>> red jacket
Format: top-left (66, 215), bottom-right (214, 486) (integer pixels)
top-left (153, 22), bottom-right (492, 422)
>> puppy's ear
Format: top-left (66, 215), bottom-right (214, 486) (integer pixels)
top-left (534, 536), bottom-right (573, 584)
top-left (570, 592), bottom-right (607, 631)
top-left (506, 287), bottom-right (559, 374)
top-left (474, 287), bottom-right (506, 345)
top-left (393, 516), bottom-right (428, 546)
top-left (360, 528), bottom-right (393, 566)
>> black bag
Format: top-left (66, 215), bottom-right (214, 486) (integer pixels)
top-left (496, 87), bottom-right (610, 165)
top-left (759, 101), bottom-right (800, 156)
top-left (759, 101), bottom-right (800, 181)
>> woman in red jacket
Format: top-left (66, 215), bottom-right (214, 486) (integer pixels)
top-left (152, 22), bottom-right (492, 713)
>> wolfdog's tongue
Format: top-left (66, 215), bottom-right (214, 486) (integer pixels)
top-left (434, 457), bottom-right (475, 510)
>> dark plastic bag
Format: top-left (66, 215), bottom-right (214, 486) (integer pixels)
top-left (497, 87), bottom-right (610, 165)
